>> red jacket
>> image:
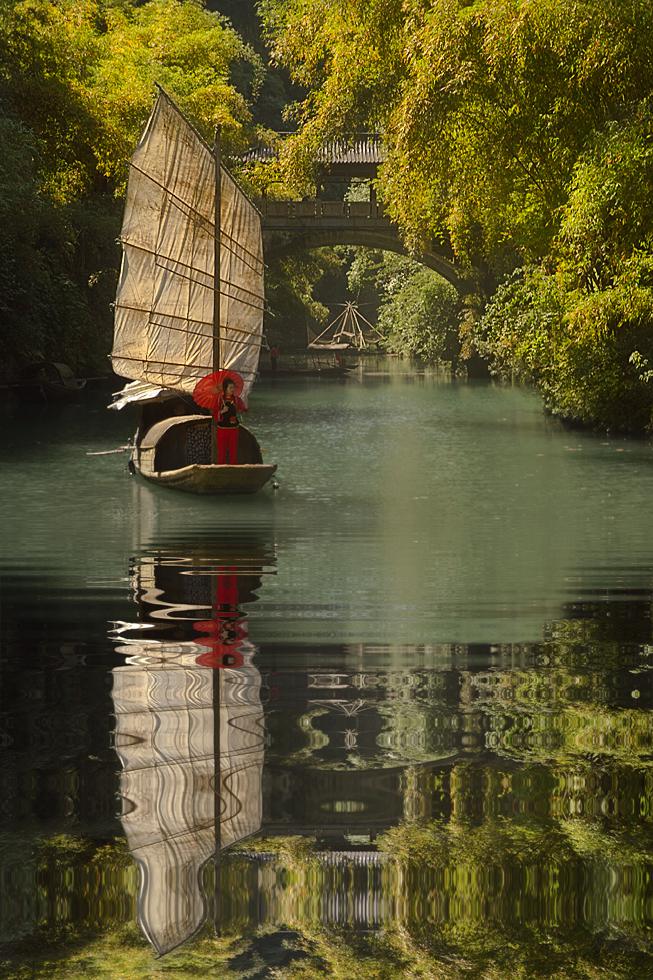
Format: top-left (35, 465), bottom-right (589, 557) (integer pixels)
top-left (214, 393), bottom-right (247, 427)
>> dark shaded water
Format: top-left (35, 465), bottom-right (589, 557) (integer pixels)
top-left (1, 360), bottom-right (652, 977)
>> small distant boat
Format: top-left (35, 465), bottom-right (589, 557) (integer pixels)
top-left (18, 361), bottom-right (86, 401)
top-left (308, 301), bottom-right (384, 352)
top-left (109, 88), bottom-right (276, 494)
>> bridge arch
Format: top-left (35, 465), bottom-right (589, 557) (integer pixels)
top-left (259, 200), bottom-right (471, 293)
top-left (244, 137), bottom-right (472, 292)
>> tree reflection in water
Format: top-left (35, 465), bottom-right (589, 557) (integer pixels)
top-left (0, 546), bottom-right (652, 977)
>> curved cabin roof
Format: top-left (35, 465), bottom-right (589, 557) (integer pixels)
top-left (139, 414), bottom-right (208, 451)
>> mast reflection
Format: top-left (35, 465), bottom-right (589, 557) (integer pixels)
top-left (110, 539), bottom-right (273, 955)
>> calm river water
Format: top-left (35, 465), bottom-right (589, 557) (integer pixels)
top-left (1, 359), bottom-right (652, 977)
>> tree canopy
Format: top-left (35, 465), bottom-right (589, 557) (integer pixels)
top-left (261, 0), bottom-right (653, 429)
top-left (3, 0), bottom-right (653, 428)
top-left (0, 0), bottom-right (261, 373)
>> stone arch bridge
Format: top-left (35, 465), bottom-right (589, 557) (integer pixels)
top-left (243, 135), bottom-right (471, 293)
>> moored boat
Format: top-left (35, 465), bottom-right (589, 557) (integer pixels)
top-left (134, 415), bottom-right (275, 494)
top-left (308, 301), bottom-right (384, 352)
top-left (109, 88), bottom-right (276, 494)
top-left (17, 361), bottom-right (87, 401)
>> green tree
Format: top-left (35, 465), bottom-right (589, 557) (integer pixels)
top-left (378, 265), bottom-right (461, 365)
top-left (261, 0), bottom-right (653, 429)
top-left (0, 0), bottom-right (262, 374)
top-left (477, 107), bottom-right (653, 430)
top-left (265, 247), bottom-right (346, 348)
top-left (261, 0), bottom-right (653, 267)
top-left (346, 249), bottom-right (462, 365)
top-left (91, 0), bottom-right (264, 187)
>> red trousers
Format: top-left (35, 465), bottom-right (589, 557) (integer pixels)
top-left (217, 426), bottom-right (239, 464)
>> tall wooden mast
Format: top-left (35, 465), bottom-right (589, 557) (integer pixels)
top-left (212, 122), bottom-right (223, 902)
top-left (212, 126), bottom-right (222, 464)
top-left (213, 125), bottom-right (222, 372)
top-left (213, 129), bottom-right (223, 921)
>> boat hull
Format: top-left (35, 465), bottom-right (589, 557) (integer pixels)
top-left (136, 461), bottom-right (277, 494)
top-left (134, 414), bottom-right (276, 495)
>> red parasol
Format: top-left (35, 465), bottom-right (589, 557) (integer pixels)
top-left (192, 369), bottom-right (244, 412)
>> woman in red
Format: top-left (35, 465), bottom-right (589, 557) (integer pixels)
top-left (214, 378), bottom-right (247, 464)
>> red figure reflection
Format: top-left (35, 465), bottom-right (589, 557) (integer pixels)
top-left (193, 567), bottom-right (247, 668)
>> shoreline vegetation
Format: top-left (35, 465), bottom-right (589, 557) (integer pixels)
top-left (257, 0), bottom-right (653, 435)
top-left (2, 1), bottom-right (653, 433)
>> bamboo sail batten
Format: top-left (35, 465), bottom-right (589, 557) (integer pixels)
top-left (111, 90), bottom-right (265, 407)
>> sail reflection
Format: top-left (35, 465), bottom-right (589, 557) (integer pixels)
top-left (111, 540), bottom-right (272, 954)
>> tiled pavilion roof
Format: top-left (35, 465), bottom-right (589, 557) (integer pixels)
top-left (241, 133), bottom-right (386, 167)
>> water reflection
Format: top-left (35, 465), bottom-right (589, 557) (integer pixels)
top-left (104, 537), bottom-right (653, 971)
top-left (111, 541), bottom-right (271, 955)
top-left (3, 369), bottom-right (653, 975)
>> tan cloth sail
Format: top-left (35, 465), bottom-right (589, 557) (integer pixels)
top-left (112, 659), bottom-right (264, 955)
top-left (112, 90), bottom-right (264, 401)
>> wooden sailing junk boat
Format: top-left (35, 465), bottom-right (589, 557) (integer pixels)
top-left (110, 89), bottom-right (276, 494)
top-left (308, 300), bottom-right (384, 352)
